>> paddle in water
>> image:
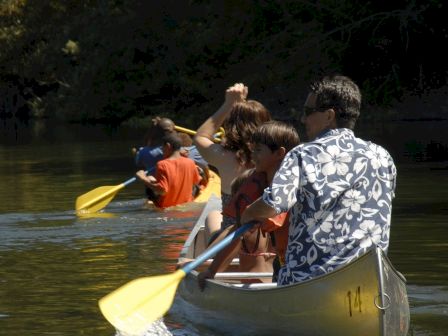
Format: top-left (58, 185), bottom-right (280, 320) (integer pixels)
top-left (98, 221), bottom-right (256, 335)
top-left (75, 172), bottom-right (149, 214)
top-left (75, 125), bottom-right (222, 214)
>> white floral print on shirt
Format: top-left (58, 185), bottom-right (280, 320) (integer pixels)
top-left (263, 128), bottom-right (397, 286)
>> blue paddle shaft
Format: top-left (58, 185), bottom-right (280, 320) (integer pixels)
top-left (182, 221), bottom-right (256, 274)
top-left (123, 169), bottom-right (151, 187)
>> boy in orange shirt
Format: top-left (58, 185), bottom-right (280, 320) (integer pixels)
top-left (198, 121), bottom-right (300, 288)
top-left (136, 133), bottom-right (202, 208)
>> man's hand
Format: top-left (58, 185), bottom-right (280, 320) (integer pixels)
top-left (197, 268), bottom-right (215, 291)
top-left (243, 221), bottom-right (261, 235)
top-left (180, 147), bottom-right (189, 157)
top-left (240, 197), bottom-right (277, 227)
top-left (136, 170), bottom-right (156, 185)
top-left (136, 169), bottom-right (147, 181)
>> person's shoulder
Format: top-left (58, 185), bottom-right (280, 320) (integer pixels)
top-left (139, 145), bottom-right (163, 154)
top-left (156, 157), bottom-right (172, 168)
top-left (178, 155), bottom-right (196, 163)
top-left (248, 170), bottom-right (266, 181)
top-left (366, 140), bottom-right (394, 158)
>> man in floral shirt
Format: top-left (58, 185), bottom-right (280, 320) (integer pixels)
top-left (241, 75), bottom-right (397, 286)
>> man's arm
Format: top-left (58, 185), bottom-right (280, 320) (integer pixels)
top-left (194, 83), bottom-right (247, 163)
top-left (197, 225), bottom-right (241, 290)
top-left (240, 196), bottom-right (277, 225)
top-left (135, 170), bottom-right (166, 195)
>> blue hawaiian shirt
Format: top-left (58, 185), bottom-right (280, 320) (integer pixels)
top-left (262, 128), bottom-right (397, 286)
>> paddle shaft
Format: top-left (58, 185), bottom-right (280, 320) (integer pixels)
top-left (182, 221), bottom-right (256, 274)
top-left (76, 169), bottom-right (150, 212)
top-left (174, 125), bottom-right (197, 136)
top-left (97, 223), bottom-right (256, 335)
top-left (174, 125), bottom-right (222, 143)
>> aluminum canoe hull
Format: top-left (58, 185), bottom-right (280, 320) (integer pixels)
top-left (177, 196), bottom-right (410, 336)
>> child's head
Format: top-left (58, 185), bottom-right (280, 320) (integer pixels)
top-left (230, 168), bottom-right (255, 196)
top-left (161, 133), bottom-right (183, 157)
top-left (177, 132), bottom-right (193, 147)
top-left (251, 121), bottom-right (300, 174)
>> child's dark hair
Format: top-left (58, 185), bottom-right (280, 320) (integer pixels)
top-left (162, 133), bottom-right (183, 151)
top-left (177, 132), bottom-right (193, 146)
top-left (252, 121), bottom-right (300, 152)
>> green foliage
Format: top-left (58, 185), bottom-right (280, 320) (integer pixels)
top-left (0, 0), bottom-right (447, 125)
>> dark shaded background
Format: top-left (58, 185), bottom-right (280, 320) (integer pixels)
top-left (0, 0), bottom-right (447, 127)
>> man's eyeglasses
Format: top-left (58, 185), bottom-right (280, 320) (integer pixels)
top-left (303, 106), bottom-right (322, 117)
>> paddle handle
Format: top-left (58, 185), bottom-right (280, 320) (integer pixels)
top-left (174, 125), bottom-right (222, 143)
top-left (182, 221), bottom-right (256, 274)
top-left (125, 169), bottom-right (153, 187)
top-left (174, 125), bottom-right (197, 136)
top-left (123, 176), bottom-right (137, 187)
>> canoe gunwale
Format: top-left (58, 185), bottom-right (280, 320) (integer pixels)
top-left (186, 247), bottom-right (405, 294)
top-left (177, 196), bottom-right (410, 336)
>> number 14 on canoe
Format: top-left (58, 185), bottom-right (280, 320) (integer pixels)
top-left (98, 222), bottom-right (255, 335)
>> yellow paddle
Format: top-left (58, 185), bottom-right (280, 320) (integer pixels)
top-left (174, 125), bottom-right (223, 143)
top-left (99, 221), bottom-right (255, 335)
top-left (75, 126), bottom-right (222, 214)
top-left (75, 174), bottom-right (144, 214)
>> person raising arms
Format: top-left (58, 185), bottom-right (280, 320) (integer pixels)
top-left (194, 83), bottom-right (271, 243)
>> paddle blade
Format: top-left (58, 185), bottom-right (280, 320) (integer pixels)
top-left (75, 185), bottom-right (123, 213)
top-left (99, 269), bottom-right (186, 335)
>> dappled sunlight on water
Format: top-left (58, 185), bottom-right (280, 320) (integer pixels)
top-left (0, 123), bottom-right (447, 335)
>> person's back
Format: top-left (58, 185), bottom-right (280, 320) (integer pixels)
top-left (153, 155), bottom-right (202, 208)
top-left (240, 75), bottom-right (397, 286)
top-left (135, 146), bottom-right (163, 172)
top-left (135, 117), bottom-right (176, 171)
top-left (136, 133), bottom-right (202, 208)
top-left (194, 83), bottom-right (272, 242)
top-left (277, 128), bottom-right (395, 282)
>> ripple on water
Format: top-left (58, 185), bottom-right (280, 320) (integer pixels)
top-left (114, 318), bottom-right (173, 336)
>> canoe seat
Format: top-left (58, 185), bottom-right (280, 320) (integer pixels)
top-left (215, 272), bottom-right (273, 279)
top-left (230, 283), bottom-right (277, 289)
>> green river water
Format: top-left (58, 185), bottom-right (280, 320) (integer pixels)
top-left (0, 120), bottom-right (447, 336)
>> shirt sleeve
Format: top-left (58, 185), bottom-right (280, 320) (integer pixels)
top-left (262, 149), bottom-right (301, 214)
top-left (261, 212), bottom-right (288, 233)
top-left (155, 162), bottom-right (169, 193)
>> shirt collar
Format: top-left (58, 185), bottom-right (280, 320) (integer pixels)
top-left (315, 128), bottom-right (354, 140)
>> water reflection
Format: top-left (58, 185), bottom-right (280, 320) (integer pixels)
top-left (0, 122), bottom-right (447, 336)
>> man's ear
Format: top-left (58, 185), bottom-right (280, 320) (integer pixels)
top-left (327, 108), bottom-right (337, 126)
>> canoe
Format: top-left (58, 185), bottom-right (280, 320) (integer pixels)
top-left (176, 196), bottom-right (410, 336)
top-left (144, 170), bottom-right (221, 209)
top-left (193, 169), bottom-right (221, 203)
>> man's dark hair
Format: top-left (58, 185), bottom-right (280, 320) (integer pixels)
top-left (310, 75), bottom-right (362, 129)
